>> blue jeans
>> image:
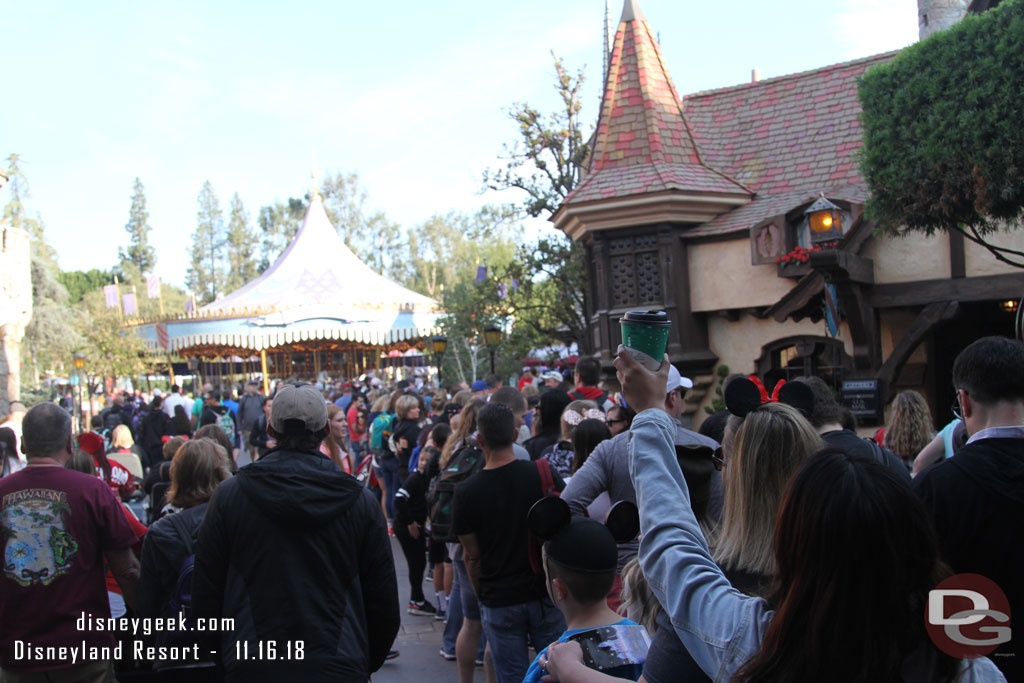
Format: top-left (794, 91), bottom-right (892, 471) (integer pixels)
top-left (447, 559), bottom-right (486, 658)
top-left (377, 454), bottom-right (400, 522)
top-left (480, 598), bottom-right (566, 683)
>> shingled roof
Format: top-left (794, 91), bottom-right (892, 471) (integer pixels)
top-left (563, 0), bottom-right (750, 206)
top-left (686, 52), bottom-right (896, 197)
top-left (555, 0), bottom-right (900, 240)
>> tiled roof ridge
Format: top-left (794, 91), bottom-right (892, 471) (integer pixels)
top-left (683, 49), bottom-right (901, 101)
top-left (642, 17), bottom-right (707, 168)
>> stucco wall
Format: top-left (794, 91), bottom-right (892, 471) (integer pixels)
top-left (862, 233), bottom-right (950, 284)
top-left (963, 229), bottom-right (1024, 277)
top-left (688, 239), bottom-right (794, 312)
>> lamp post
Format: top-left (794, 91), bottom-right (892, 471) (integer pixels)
top-left (483, 324), bottom-right (502, 375)
top-left (73, 353), bottom-right (86, 433)
top-left (431, 335), bottom-right (447, 386)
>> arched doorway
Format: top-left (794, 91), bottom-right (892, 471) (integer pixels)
top-left (755, 335), bottom-right (853, 391)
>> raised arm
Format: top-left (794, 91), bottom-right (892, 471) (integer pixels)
top-left (616, 349), bottom-right (772, 682)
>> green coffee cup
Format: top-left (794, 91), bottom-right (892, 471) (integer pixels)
top-left (620, 310), bottom-right (671, 371)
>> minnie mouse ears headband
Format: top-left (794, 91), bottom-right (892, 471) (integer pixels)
top-left (527, 498), bottom-right (640, 573)
top-left (724, 376), bottom-right (814, 419)
top-left (562, 409), bottom-right (606, 427)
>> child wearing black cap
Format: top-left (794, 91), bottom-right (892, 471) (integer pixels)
top-left (523, 499), bottom-right (648, 683)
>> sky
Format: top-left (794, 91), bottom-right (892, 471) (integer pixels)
top-left (1, 0), bottom-right (920, 288)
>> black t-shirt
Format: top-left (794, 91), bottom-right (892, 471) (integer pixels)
top-left (451, 459), bottom-right (564, 607)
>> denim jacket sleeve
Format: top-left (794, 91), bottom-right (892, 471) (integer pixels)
top-left (628, 409), bottom-right (774, 683)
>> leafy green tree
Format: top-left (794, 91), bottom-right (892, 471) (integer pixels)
top-left (859, 0), bottom-right (1024, 267)
top-left (58, 269), bottom-right (115, 303)
top-left (118, 178), bottom-right (156, 273)
top-left (225, 192), bottom-right (258, 292)
top-left (482, 54), bottom-right (589, 217)
top-left (75, 309), bottom-right (148, 393)
top-left (480, 55), bottom-right (594, 352)
top-left (187, 181), bottom-right (225, 305)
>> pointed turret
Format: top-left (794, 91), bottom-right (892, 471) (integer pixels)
top-left (553, 0), bottom-right (750, 239)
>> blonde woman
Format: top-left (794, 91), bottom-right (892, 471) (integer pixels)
top-left (884, 390), bottom-right (934, 471)
top-left (713, 402), bottom-right (823, 592)
top-left (107, 424), bottom-right (146, 479)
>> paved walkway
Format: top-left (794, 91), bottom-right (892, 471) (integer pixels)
top-left (373, 536), bottom-right (459, 683)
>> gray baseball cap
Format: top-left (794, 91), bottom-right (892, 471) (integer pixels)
top-left (270, 383), bottom-right (328, 434)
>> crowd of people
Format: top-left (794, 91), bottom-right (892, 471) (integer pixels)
top-left (0, 335), bottom-right (1020, 683)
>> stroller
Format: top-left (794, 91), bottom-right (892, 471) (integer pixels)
top-left (353, 453), bottom-right (382, 500)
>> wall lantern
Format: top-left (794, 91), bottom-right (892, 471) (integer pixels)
top-left (805, 196), bottom-right (844, 245)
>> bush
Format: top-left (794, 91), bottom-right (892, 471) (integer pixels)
top-left (859, 0), bottom-right (1024, 236)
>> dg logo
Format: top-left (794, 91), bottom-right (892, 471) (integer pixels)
top-left (926, 573), bottom-right (1011, 659)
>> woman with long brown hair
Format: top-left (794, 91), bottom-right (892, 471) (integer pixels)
top-left (541, 352), bottom-right (1003, 683)
top-left (137, 438), bottom-right (231, 677)
top-left (322, 404), bottom-right (352, 474)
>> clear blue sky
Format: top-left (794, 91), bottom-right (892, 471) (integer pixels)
top-left (1, 0), bottom-right (918, 288)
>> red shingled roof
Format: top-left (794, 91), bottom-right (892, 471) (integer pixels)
top-left (565, 2), bottom-right (749, 205)
top-left (685, 52), bottom-right (897, 198)
top-left (558, 0), bottom-right (898, 239)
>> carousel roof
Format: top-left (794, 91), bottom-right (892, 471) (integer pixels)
top-left (133, 194), bottom-right (441, 355)
top-left (203, 194), bottom-right (434, 315)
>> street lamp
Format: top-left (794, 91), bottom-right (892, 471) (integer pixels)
top-left (431, 335), bottom-right (447, 385)
top-left (73, 353), bottom-right (86, 433)
top-left (483, 324), bottom-right (502, 374)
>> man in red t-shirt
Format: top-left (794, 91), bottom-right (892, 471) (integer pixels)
top-left (0, 403), bottom-right (140, 682)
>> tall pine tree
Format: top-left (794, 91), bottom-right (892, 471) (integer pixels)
top-left (225, 192), bottom-right (258, 292)
top-left (118, 178), bottom-right (156, 273)
top-left (187, 180), bottom-right (225, 305)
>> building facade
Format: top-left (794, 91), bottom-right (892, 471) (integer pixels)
top-left (553, 0), bottom-right (1024, 425)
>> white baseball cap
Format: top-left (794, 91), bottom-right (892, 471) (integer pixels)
top-left (666, 365), bottom-right (693, 393)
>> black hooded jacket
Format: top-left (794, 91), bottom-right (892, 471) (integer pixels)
top-left (192, 449), bottom-right (400, 682)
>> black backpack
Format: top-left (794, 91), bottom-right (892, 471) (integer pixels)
top-left (428, 440), bottom-right (485, 542)
top-left (163, 516), bottom-right (203, 653)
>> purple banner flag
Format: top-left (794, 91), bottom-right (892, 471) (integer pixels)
top-left (185, 299), bottom-right (194, 313)
top-left (104, 285), bottom-right (119, 308)
top-left (498, 283), bottom-right (508, 300)
top-left (146, 274), bottom-right (160, 298)
top-left (476, 265), bottom-right (487, 284)
top-left (122, 293), bottom-right (137, 315)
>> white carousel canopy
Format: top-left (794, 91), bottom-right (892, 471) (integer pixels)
top-left (203, 194), bottom-right (434, 315)
top-left (133, 194), bottom-right (441, 354)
